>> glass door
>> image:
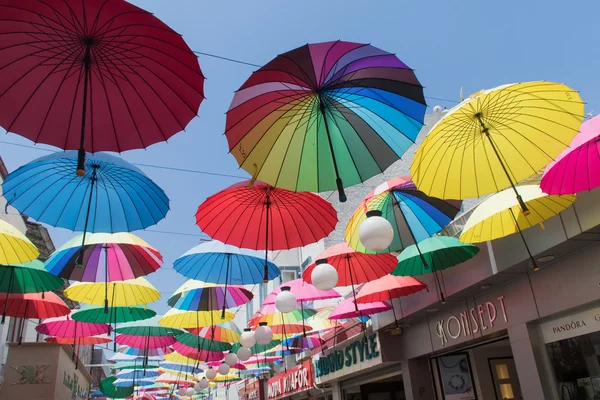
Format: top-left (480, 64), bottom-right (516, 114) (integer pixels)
top-left (488, 358), bottom-right (522, 400)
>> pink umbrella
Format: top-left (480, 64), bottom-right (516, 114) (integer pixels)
top-left (329, 298), bottom-right (392, 320)
top-left (115, 334), bottom-right (177, 350)
top-left (263, 279), bottom-right (340, 304)
top-left (542, 115), bottom-right (600, 195)
top-left (171, 342), bottom-right (225, 362)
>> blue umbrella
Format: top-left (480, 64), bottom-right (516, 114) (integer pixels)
top-left (2, 151), bottom-right (169, 234)
top-left (116, 369), bottom-right (159, 380)
top-left (160, 362), bottom-right (203, 375)
top-left (174, 240), bottom-right (280, 284)
top-left (114, 378), bottom-right (154, 387)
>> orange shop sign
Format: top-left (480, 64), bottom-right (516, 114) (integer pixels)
top-left (268, 360), bottom-right (313, 399)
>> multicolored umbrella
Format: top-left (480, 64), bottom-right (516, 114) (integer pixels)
top-left (187, 322), bottom-right (241, 343)
top-left (64, 277), bottom-right (160, 307)
top-left (196, 180), bottom-right (336, 281)
top-left (329, 299), bottom-right (391, 320)
top-left (3, 152), bottom-right (169, 235)
top-left (411, 82), bottom-right (584, 214)
top-left (263, 279), bottom-right (340, 304)
top-left (226, 40), bottom-right (426, 202)
top-left (282, 334), bottom-right (324, 350)
top-left (0, 219), bottom-right (39, 264)
top-left (44, 233), bottom-right (162, 282)
top-left (99, 376), bottom-right (133, 399)
top-left (248, 303), bottom-right (316, 326)
top-left (0, 0), bottom-right (204, 174)
top-left (541, 115), bottom-right (600, 195)
top-left (174, 240), bottom-right (280, 284)
top-left (271, 324), bottom-right (313, 338)
top-left (168, 281), bottom-right (252, 319)
top-left (46, 336), bottom-right (112, 345)
top-left (345, 176), bottom-right (462, 253)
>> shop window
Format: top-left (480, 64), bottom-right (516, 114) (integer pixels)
top-left (546, 331), bottom-right (600, 399)
top-left (495, 363), bottom-right (510, 380)
top-left (499, 383), bottom-right (515, 399)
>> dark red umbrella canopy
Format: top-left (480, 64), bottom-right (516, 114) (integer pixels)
top-left (195, 180), bottom-right (338, 250)
top-left (0, 0), bottom-right (204, 153)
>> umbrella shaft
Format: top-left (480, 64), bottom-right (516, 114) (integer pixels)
top-left (76, 45), bottom-right (92, 175)
top-left (319, 99), bottom-right (346, 202)
top-left (263, 199), bottom-right (270, 283)
top-left (2, 269), bottom-right (14, 324)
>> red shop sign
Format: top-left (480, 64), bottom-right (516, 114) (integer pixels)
top-left (268, 360), bottom-right (314, 399)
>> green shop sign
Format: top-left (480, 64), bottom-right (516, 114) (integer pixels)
top-left (314, 333), bottom-right (379, 378)
top-left (63, 371), bottom-right (88, 400)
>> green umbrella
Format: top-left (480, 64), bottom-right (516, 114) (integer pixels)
top-left (176, 332), bottom-right (232, 352)
top-left (99, 376), bottom-right (133, 399)
top-left (231, 340), bottom-right (280, 354)
top-left (392, 236), bottom-right (479, 303)
top-left (110, 362), bottom-right (159, 370)
top-left (0, 260), bottom-right (65, 323)
top-left (114, 316), bottom-right (183, 337)
top-left (73, 305), bottom-right (156, 324)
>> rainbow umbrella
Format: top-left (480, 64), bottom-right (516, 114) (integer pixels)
top-left (542, 115), bottom-right (600, 195)
top-left (248, 303), bottom-right (316, 326)
top-left (282, 334), bottom-right (324, 350)
top-left (168, 280), bottom-right (252, 319)
top-left (225, 41), bottom-right (426, 202)
top-left (271, 324), bottom-right (313, 339)
top-left (0, 260), bottom-right (65, 323)
top-left (45, 232), bottom-right (162, 313)
top-left (187, 321), bottom-right (241, 343)
top-left (0, 219), bottom-right (39, 264)
top-left (329, 298), bottom-right (391, 320)
top-left (345, 176), bottom-right (462, 254)
top-left (64, 277), bottom-right (160, 307)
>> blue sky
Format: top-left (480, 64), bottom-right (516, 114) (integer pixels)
top-left (1, 0), bottom-right (599, 314)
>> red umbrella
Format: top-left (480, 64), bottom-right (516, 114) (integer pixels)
top-left (329, 299), bottom-right (391, 320)
top-left (0, 0), bottom-right (204, 174)
top-left (196, 180), bottom-right (337, 281)
top-left (0, 291), bottom-right (71, 345)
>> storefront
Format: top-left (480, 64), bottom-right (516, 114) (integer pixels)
top-left (0, 342), bottom-right (92, 400)
top-left (240, 379), bottom-right (261, 400)
top-left (268, 359), bottom-right (314, 400)
top-left (313, 331), bottom-right (403, 400)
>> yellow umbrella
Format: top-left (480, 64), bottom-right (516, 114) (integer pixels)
top-left (460, 185), bottom-right (575, 270)
top-left (411, 81), bottom-right (584, 214)
top-left (0, 219), bottom-right (39, 264)
top-left (158, 308), bottom-right (235, 329)
top-left (164, 351), bottom-right (206, 367)
top-left (64, 277), bottom-right (160, 306)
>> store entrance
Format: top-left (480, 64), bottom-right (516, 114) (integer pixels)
top-left (431, 338), bottom-right (523, 400)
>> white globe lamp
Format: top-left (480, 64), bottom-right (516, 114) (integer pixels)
top-left (311, 259), bottom-right (338, 291)
top-left (240, 328), bottom-right (256, 348)
top-left (194, 382), bottom-right (202, 392)
top-left (199, 377), bottom-right (209, 389)
top-left (205, 367), bottom-right (217, 380)
top-left (178, 387), bottom-right (187, 396)
top-left (255, 322), bottom-right (273, 345)
top-left (275, 286), bottom-right (296, 313)
top-left (237, 346), bottom-right (252, 361)
top-left (358, 210), bottom-right (394, 251)
top-left (218, 362), bottom-right (230, 375)
top-left (224, 352), bottom-right (238, 367)
top-left (186, 387), bottom-right (195, 396)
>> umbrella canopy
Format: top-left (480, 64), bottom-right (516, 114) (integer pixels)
top-left (411, 82), bottom-right (583, 213)
top-left (271, 324), bottom-right (313, 338)
top-left (346, 177), bottom-right (462, 253)
top-left (329, 299), bottom-right (391, 320)
top-left (196, 180), bottom-right (337, 252)
top-left (72, 305), bottom-right (156, 324)
top-left (231, 340), bottom-right (281, 355)
top-left (393, 236), bottom-right (480, 276)
top-left (46, 335), bottom-right (112, 345)
top-left (168, 281), bottom-right (252, 311)
top-left (116, 334), bottom-right (178, 350)
top-left (158, 309), bottom-right (235, 329)
top-left (44, 233), bottom-right (162, 281)
top-left (159, 362), bottom-right (203, 376)
top-left (263, 279), bottom-right (340, 305)
top-left (174, 240), bottom-right (280, 284)
top-left (282, 334), bottom-right (323, 350)
top-left (114, 378), bottom-right (155, 387)
top-left (156, 373), bottom-right (196, 385)
top-left (542, 115), bottom-right (600, 195)
top-left (0, 0), bottom-right (204, 174)
top-left (3, 151), bottom-right (169, 233)
top-left (99, 376), bottom-right (133, 399)
top-left (187, 322), bottom-right (241, 343)
top-left (0, 260), bottom-right (64, 294)
top-left (174, 333), bottom-right (233, 352)
top-left (304, 311), bottom-right (340, 333)
top-left (116, 316), bottom-right (183, 337)
top-left (64, 277), bottom-right (160, 306)
top-left (303, 243), bottom-right (397, 287)
top-left (0, 219), bottom-right (39, 264)
top-left (460, 186), bottom-right (575, 243)
top-left (116, 369), bottom-right (159, 380)
top-left (248, 303), bottom-right (316, 325)
top-left (225, 40), bottom-right (426, 202)
top-left (117, 346), bottom-right (173, 359)
top-left (355, 275), bottom-right (427, 303)
top-left (0, 291), bottom-right (69, 319)
top-left (170, 345), bottom-right (224, 362)
top-left (206, 361), bottom-right (246, 370)
top-left (36, 315), bottom-right (110, 337)
top-left (164, 351), bottom-right (212, 366)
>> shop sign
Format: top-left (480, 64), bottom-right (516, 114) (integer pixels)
top-left (313, 333), bottom-right (379, 379)
top-left (540, 306), bottom-right (600, 343)
top-left (63, 371), bottom-right (89, 400)
top-left (435, 296), bottom-right (507, 346)
top-left (240, 379), bottom-right (260, 400)
top-left (268, 359), bottom-right (313, 400)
